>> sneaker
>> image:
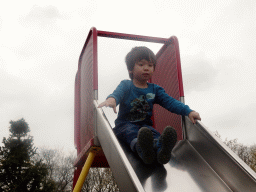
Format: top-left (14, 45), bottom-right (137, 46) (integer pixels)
top-left (136, 127), bottom-right (156, 164)
top-left (155, 126), bottom-right (177, 164)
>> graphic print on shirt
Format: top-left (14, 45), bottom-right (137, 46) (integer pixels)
top-left (127, 93), bottom-right (155, 122)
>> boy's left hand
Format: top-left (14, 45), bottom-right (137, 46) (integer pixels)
top-left (188, 111), bottom-right (201, 124)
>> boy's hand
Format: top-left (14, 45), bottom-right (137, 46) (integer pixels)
top-left (188, 111), bottom-right (201, 124)
top-left (98, 97), bottom-right (117, 113)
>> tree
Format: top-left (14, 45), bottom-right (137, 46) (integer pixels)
top-left (223, 138), bottom-right (251, 165)
top-left (0, 118), bottom-right (55, 191)
top-left (35, 147), bottom-right (120, 191)
top-left (250, 147), bottom-right (256, 172)
top-left (34, 147), bottom-right (76, 192)
top-left (82, 168), bottom-right (119, 192)
top-left (214, 131), bottom-right (256, 173)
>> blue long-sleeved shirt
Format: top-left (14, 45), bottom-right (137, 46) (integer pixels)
top-left (108, 80), bottom-right (192, 126)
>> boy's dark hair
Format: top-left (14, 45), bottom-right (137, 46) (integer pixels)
top-left (125, 46), bottom-right (157, 79)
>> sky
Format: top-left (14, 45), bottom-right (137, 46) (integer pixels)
top-left (1, 0), bottom-right (256, 154)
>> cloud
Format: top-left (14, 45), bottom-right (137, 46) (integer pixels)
top-left (208, 102), bottom-right (256, 145)
top-left (0, 4), bottom-right (84, 151)
top-left (183, 53), bottom-right (256, 146)
top-left (24, 5), bottom-right (62, 24)
top-left (0, 43), bottom-right (75, 150)
top-left (0, 66), bottom-right (74, 149)
top-left (0, 69), bottom-right (45, 138)
top-left (1, 0), bottom-right (256, 151)
top-left (212, 103), bottom-right (256, 129)
top-left (182, 54), bottom-right (219, 94)
top-left (0, 17), bottom-right (2, 31)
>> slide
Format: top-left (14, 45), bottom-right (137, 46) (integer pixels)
top-left (74, 28), bottom-right (256, 191)
top-left (94, 101), bottom-right (256, 192)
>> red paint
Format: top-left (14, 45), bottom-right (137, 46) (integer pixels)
top-left (98, 30), bottom-right (170, 44)
top-left (92, 27), bottom-right (98, 91)
top-left (173, 36), bottom-right (184, 97)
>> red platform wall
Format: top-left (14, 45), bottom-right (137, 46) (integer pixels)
top-left (151, 37), bottom-right (184, 140)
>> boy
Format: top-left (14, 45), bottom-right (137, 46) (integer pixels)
top-left (98, 46), bottom-right (201, 164)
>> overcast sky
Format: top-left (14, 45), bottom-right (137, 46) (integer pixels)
top-left (1, 0), bottom-right (256, 154)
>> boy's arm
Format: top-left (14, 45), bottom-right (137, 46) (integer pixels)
top-left (155, 85), bottom-right (201, 123)
top-left (98, 97), bottom-right (117, 113)
top-left (188, 111), bottom-right (201, 124)
top-left (98, 80), bottom-right (129, 113)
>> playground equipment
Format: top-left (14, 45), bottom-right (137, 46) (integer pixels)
top-left (72, 27), bottom-right (256, 192)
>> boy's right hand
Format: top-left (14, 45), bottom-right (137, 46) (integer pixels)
top-left (98, 97), bottom-right (117, 113)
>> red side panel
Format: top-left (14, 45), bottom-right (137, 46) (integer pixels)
top-left (80, 32), bottom-right (94, 151)
top-left (74, 72), bottom-right (81, 153)
top-left (151, 37), bottom-right (183, 140)
top-left (74, 28), bottom-right (109, 169)
top-left (173, 36), bottom-right (184, 97)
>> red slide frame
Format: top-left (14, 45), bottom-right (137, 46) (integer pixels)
top-left (73, 27), bottom-right (185, 188)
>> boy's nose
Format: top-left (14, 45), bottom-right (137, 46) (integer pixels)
top-left (143, 66), bottom-right (149, 70)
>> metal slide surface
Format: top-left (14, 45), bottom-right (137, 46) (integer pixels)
top-left (94, 101), bottom-right (256, 192)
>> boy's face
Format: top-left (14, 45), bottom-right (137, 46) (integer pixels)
top-left (129, 59), bottom-right (154, 82)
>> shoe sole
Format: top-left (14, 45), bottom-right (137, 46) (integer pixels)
top-left (137, 127), bottom-right (156, 164)
top-left (157, 126), bottom-right (177, 164)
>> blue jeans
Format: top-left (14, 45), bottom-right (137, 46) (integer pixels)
top-left (113, 122), bottom-right (161, 152)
